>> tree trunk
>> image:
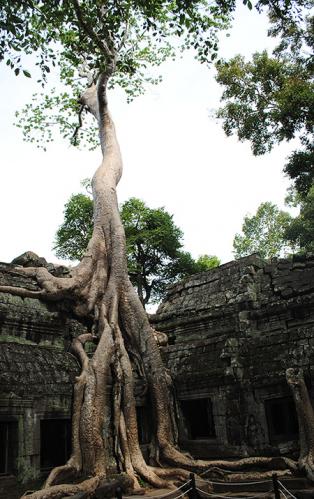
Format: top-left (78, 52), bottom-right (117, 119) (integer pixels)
top-left (13, 73), bottom-right (209, 497)
top-left (286, 368), bottom-right (314, 480)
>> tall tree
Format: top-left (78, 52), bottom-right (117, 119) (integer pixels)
top-left (0, 1), bottom-right (302, 497)
top-left (233, 202), bottom-right (294, 259)
top-left (215, 2), bottom-right (314, 196)
top-left (54, 194), bottom-right (219, 306)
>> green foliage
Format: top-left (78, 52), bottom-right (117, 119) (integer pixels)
top-left (0, 334), bottom-right (36, 346)
top-left (285, 147), bottom-right (314, 198)
top-left (3, 0), bottom-right (307, 149)
top-left (233, 201), bottom-right (295, 259)
top-left (118, 197), bottom-right (219, 305)
top-left (217, 51), bottom-right (313, 155)
top-left (194, 254), bottom-right (221, 271)
top-left (284, 186), bottom-right (314, 252)
top-left (15, 89), bottom-right (99, 150)
top-left (54, 193), bottom-right (219, 305)
top-left (215, 2), bottom-right (314, 195)
top-left (54, 193), bottom-right (94, 260)
top-left (285, 185), bottom-right (304, 208)
top-left (1, 0), bottom-right (233, 148)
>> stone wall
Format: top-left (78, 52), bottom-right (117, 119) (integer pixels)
top-left (0, 262), bottom-right (81, 481)
top-left (151, 253), bottom-right (314, 459)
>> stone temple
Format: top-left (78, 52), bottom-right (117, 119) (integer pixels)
top-left (0, 252), bottom-right (314, 484)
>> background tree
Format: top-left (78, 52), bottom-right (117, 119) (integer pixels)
top-left (215, 2), bottom-right (313, 197)
top-left (122, 197), bottom-right (202, 306)
top-left (55, 194), bottom-right (220, 306)
top-left (233, 201), bottom-right (294, 259)
top-left (0, 1), bottom-right (304, 497)
top-left (55, 193), bottom-right (94, 261)
top-left (284, 186), bottom-right (314, 253)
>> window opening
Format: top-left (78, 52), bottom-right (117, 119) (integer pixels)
top-left (180, 398), bottom-right (216, 439)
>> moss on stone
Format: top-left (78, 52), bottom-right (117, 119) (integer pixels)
top-left (0, 334), bottom-right (36, 345)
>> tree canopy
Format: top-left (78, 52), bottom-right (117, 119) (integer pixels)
top-left (2, 0), bottom-right (234, 149)
top-left (215, 1), bottom-right (314, 196)
top-left (54, 193), bottom-right (220, 306)
top-left (2, 0), bottom-right (309, 148)
top-left (233, 201), bottom-right (294, 259)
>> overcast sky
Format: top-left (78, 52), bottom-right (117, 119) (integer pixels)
top-left (0, 4), bottom-right (296, 267)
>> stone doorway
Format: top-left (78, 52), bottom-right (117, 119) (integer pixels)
top-left (265, 397), bottom-right (298, 444)
top-left (40, 419), bottom-right (71, 470)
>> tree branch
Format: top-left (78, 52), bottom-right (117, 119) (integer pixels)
top-left (80, 84), bottom-right (98, 119)
top-left (72, 104), bottom-right (85, 146)
top-left (71, 0), bottom-right (113, 59)
top-left (117, 16), bottom-right (130, 52)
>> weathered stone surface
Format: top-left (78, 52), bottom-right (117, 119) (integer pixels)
top-left (10, 252), bottom-right (70, 277)
top-left (152, 253), bottom-right (314, 458)
top-left (0, 341), bottom-right (79, 397)
top-left (0, 262), bottom-right (84, 347)
top-left (0, 260), bottom-right (83, 483)
top-left (11, 251), bottom-right (48, 268)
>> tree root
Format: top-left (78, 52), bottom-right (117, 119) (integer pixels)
top-left (132, 462), bottom-right (175, 489)
top-left (0, 284), bottom-right (45, 299)
top-left (21, 475), bottom-right (101, 499)
top-left (149, 467), bottom-right (191, 482)
top-left (299, 455), bottom-right (314, 482)
top-left (223, 469), bottom-right (294, 482)
top-left (193, 456), bottom-right (298, 473)
top-left (44, 463), bottom-right (80, 488)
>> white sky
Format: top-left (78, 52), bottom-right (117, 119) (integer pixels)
top-left (0, 4), bottom-right (296, 266)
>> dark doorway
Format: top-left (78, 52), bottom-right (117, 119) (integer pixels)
top-left (136, 406), bottom-right (151, 444)
top-left (0, 421), bottom-right (18, 475)
top-left (265, 397), bottom-right (299, 444)
top-left (180, 398), bottom-right (216, 439)
top-left (40, 419), bottom-right (71, 469)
